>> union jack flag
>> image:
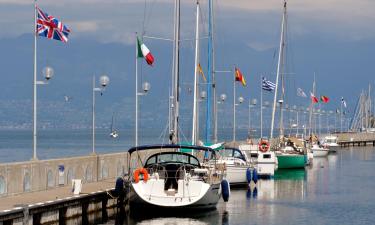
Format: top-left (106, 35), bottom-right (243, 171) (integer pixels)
top-left (36, 6), bottom-right (70, 43)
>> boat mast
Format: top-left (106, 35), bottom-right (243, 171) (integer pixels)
top-left (192, 0), bottom-right (200, 145)
top-left (233, 66), bottom-right (236, 142)
top-left (260, 76), bottom-right (263, 138)
top-left (206, 0), bottom-right (214, 143)
top-left (171, 0), bottom-right (181, 144)
top-left (308, 74), bottom-right (316, 137)
top-left (270, 1), bottom-right (287, 139)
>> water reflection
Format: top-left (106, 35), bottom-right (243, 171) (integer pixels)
top-left (64, 148), bottom-right (375, 225)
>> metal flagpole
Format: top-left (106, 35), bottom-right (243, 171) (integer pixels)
top-left (32, 0), bottom-right (38, 160)
top-left (135, 34), bottom-right (139, 146)
top-left (248, 99), bottom-right (251, 137)
top-left (340, 100), bottom-right (343, 132)
top-left (260, 76), bottom-right (263, 138)
top-left (233, 67), bottom-right (236, 142)
top-left (92, 76), bottom-right (96, 154)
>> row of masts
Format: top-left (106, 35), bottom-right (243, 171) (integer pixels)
top-left (350, 85), bottom-right (374, 131)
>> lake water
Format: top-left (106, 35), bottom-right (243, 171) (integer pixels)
top-left (1, 130), bottom-right (374, 224)
top-left (94, 147), bottom-right (374, 225)
top-left (0, 128), bottom-right (254, 163)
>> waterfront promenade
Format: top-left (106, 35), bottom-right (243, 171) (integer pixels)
top-left (0, 178), bottom-right (114, 211)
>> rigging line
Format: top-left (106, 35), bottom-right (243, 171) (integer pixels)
top-left (199, 1), bottom-right (208, 35)
top-left (142, 0), bottom-right (147, 35)
top-left (144, 0), bottom-right (158, 35)
top-left (178, 121), bottom-right (190, 144)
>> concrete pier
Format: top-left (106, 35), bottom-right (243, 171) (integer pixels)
top-left (0, 179), bottom-right (117, 224)
top-left (0, 148), bottom-right (164, 224)
top-left (0, 152), bottom-right (128, 197)
top-left (335, 132), bottom-right (375, 147)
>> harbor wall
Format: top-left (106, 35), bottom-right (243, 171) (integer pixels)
top-left (0, 149), bottom-right (161, 198)
top-left (335, 132), bottom-right (375, 142)
top-left (0, 152), bottom-right (129, 197)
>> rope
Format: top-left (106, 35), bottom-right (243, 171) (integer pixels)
top-left (106, 190), bottom-right (118, 199)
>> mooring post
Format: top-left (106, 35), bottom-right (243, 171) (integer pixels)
top-left (102, 197), bottom-right (108, 222)
top-left (82, 202), bottom-right (89, 225)
top-left (33, 213), bottom-right (41, 225)
top-left (59, 207), bottom-right (67, 225)
top-left (22, 206), bottom-right (29, 225)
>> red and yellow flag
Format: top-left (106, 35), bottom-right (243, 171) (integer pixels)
top-left (235, 67), bottom-right (246, 86)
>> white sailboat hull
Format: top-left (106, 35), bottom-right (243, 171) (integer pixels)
top-left (225, 165), bottom-right (250, 185)
top-left (129, 179), bottom-right (221, 209)
top-left (312, 147), bottom-right (329, 157)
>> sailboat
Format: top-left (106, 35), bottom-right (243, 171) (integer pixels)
top-left (308, 78), bottom-right (329, 157)
top-left (126, 0), bottom-right (225, 210)
top-left (109, 113), bottom-right (119, 138)
top-left (270, 1), bottom-right (307, 169)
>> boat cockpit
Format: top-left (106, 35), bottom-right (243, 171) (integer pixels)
top-left (144, 152), bottom-right (202, 190)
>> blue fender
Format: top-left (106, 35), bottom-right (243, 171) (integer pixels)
top-left (246, 168), bottom-right (252, 184)
top-left (221, 179), bottom-right (230, 202)
top-left (252, 169), bottom-right (258, 184)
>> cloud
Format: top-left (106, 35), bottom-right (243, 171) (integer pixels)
top-left (69, 21), bottom-right (99, 32)
top-left (0, 0), bottom-right (375, 43)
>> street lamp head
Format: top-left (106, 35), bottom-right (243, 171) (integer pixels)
top-left (251, 98), bottom-right (257, 105)
top-left (43, 66), bottom-right (54, 81)
top-left (142, 82), bottom-right (151, 93)
top-left (200, 91), bottom-right (207, 100)
top-left (100, 75), bottom-right (109, 87)
top-left (238, 96), bottom-right (244, 104)
top-left (220, 93), bottom-right (227, 102)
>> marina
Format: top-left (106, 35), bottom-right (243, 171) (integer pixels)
top-left (1, 0), bottom-right (375, 224)
top-left (1, 146), bottom-right (375, 224)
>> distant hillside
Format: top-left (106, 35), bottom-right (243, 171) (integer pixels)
top-left (0, 34), bottom-right (373, 130)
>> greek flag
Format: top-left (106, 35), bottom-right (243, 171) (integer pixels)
top-left (262, 77), bottom-right (276, 91)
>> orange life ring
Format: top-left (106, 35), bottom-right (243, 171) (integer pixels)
top-left (133, 168), bottom-right (149, 183)
top-left (258, 140), bottom-right (270, 152)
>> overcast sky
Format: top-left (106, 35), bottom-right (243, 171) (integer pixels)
top-left (0, 0), bottom-right (374, 46)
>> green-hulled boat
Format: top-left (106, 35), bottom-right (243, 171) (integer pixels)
top-left (276, 154), bottom-right (306, 169)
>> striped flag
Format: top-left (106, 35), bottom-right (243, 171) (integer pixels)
top-left (137, 37), bottom-right (154, 66)
top-left (262, 77), bottom-right (276, 91)
top-left (297, 88), bottom-right (307, 97)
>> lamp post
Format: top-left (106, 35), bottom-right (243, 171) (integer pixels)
top-left (248, 98), bottom-right (257, 138)
top-left (32, 66), bottom-right (54, 161)
top-left (233, 96), bottom-right (244, 141)
top-left (92, 75), bottom-right (109, 155)
top-left (135, 81), bottom-right (151, 146)
top-left (216, 93), bottom-right (226, 140)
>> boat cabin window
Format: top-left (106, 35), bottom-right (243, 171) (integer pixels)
top-left (144, 152), bottom-right (200, 167)
top-left (220, 148), bottom-right (246, 161)
top-left (250, 153), bottom-right (258, 158)
top-left (263, 154), bottom-right (271, 159)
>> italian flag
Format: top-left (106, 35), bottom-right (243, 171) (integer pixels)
top-left (310, 92), bottom-right (319, 103)
top-left (137, 37), bottom-right (154, 66)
